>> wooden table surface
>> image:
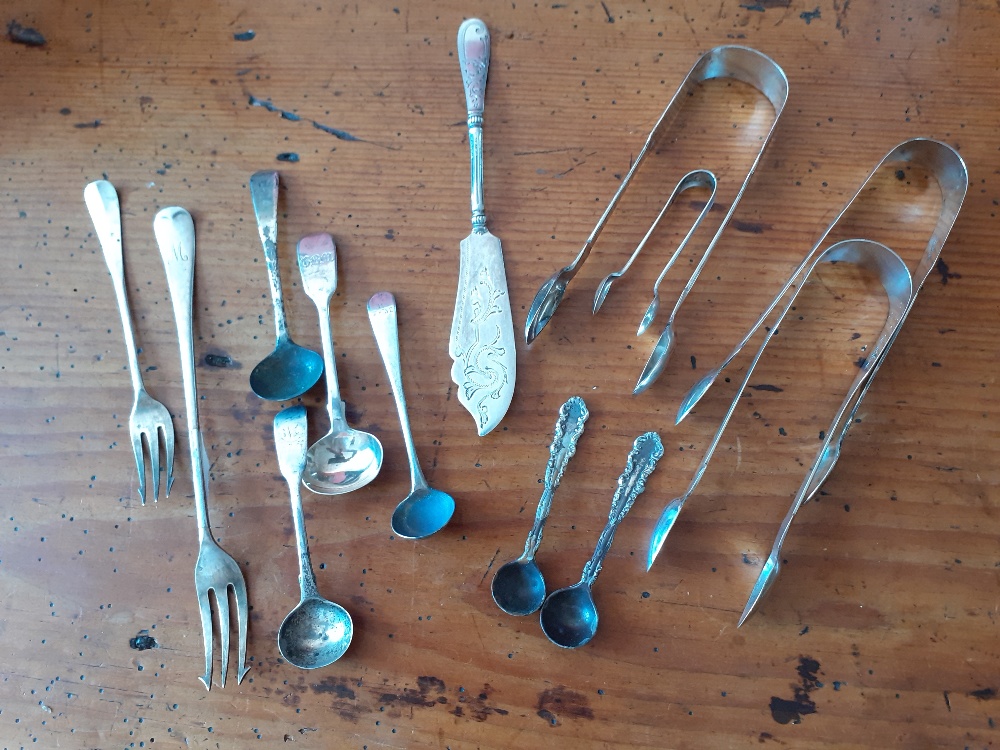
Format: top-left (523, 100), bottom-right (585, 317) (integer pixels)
top-left (2, 1), bottom-right (998, 747)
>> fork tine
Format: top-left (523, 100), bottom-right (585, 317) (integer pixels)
top-left (215, 586), bottom-right (232, 690)
top-left (233, 577), bottom-right (251, 684)
top-left (162, 422), bottom-right (175, 497)
top-left (148, 429), bottom-right (161, 503)
top-left (197, 586), bottom-right (214, 691)
top-left (130, 426), bottom-right (146, 506)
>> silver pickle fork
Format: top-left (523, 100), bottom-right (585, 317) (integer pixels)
top-left (84, 180), bottom-right (175, 504)
top-left (153, 205), bottom-right (250, 690)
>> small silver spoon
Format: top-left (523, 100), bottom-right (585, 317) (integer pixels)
top-left (297, 233), bottom-right (383, 495)
top-left (539, 432), bottom-right (663, 648)
top-left (491, 395), bottom-right (589, 616)
top-left (248, 171), bottom-right (324, 402)
top-left (274, 405), bottom-right (353, 668)
top-left (367, 292), bottom-right (456, 539)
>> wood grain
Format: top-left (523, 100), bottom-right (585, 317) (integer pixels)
top-left (1, 1), bottom-right (998, 747)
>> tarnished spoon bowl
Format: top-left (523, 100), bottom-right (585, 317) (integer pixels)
top-left (278, 596), bottom-right (353, 669)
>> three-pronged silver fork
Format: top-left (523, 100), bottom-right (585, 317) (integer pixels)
top-left (84, 180), bottom-right (175, 504)
top-left (154, 206), bottom-right (250, 690)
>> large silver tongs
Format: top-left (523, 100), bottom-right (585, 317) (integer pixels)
top-left (523, 46), bottom-right (788, 354)
top-left (646, 139), bottom-right (968, 624)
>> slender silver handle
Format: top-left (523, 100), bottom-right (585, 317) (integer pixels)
top-left (274, 405), bottom-right (318, 600)
top-left (84, 180), bottom-right (144, 394)
top-left (523, 396), bottom-right (589, 559)
top-left (249, 171), bottom-right (288, 343)
top-left (458, 18), bottom-right (490, 232)
top-left (296, 234), bottom-right (345, 429)
top-left (154, 207), bottom-right (210, 538)
top-left (367, 292), bottom-right (426, 492)
top-left (581, 432), bottom-right (663, 586)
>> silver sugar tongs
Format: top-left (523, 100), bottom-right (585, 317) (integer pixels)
top-left (524, 45), bottom-right (788, 365)
top-left (646, 239), bottom-right (913, 576)
top-left (675, 138), bottom-right (969, 425)
top-left (591, 169), bottom-right (718, 325)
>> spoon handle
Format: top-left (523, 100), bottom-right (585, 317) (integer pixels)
top-left (153, 207), bottom-right (211, 539)
top-left (523, 396), bottom-right (589, 559)
top-left (249, 171), bottom-right (288, 344)
top-left (367, 292), bottom-right (427, 492)
top-left (274, 405), bottom-right (320, 600)
top-left (581, 432), bottom-right (663, 587)
top-left (297, 234), bottom-right (346, 427)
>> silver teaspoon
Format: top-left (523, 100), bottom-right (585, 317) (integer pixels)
top-left (368, 292), bottom-right (456, 539)
top-left (491, 396), bottom-right (589, 616)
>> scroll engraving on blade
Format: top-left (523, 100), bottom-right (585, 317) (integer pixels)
top-left (449, 17), bottom-right (516, 436)
top-left (450, 237), bottom-right (514, 436)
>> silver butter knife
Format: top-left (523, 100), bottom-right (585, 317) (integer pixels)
top-left (449, 17), bottom-right (516, 437)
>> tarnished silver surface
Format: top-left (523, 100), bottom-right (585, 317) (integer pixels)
top-left (491, 395), bottom-right (589, 616)
top-left (84, 180), bottom-right (175, 504)
top-left (154, 206), bottom-right (250, 690)
top-left (248, 171), bottom-right (324, 402)
top-left (449, 18), bottom-right (516, 436)
top-left (524, 46), bottom-right (789, 355)
top-left (539, 432), bottom-right (663, 649)
top-left (274, 405), bottom-right (353, 669)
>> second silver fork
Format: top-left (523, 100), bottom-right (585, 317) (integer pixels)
top-left (84, 180), bottom-right (175, 504)
top-left (155, 206), bottom-right (250, 690)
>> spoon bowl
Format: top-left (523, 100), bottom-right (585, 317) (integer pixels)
top-left (391, 486), bottom-right (455, 540)
top-left (633, 322), bottom-right (675, 395)
top-left (278, 596), bottom-right (354, 669)
top-left (491, 558), bottom-right (546, 617)
top-left (539, 583), bottom-right (598, 648)
top-left (297, 233), bottom-right (383, 495)
top-left (303, 426), bottom-right (383, 496)
top-left (250, 340), bottom-right (324, 402)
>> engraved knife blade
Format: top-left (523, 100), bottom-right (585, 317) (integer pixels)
top-left (449, 18), bottom-right (516, 437)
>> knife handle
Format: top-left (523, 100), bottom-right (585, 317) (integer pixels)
top-left (458, 18), bottom-right (490, 232)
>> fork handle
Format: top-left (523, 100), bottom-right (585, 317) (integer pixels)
top-left (84, 180), bottom-right (144, 395)
top-left (154, 207), bottom-right (211, 537)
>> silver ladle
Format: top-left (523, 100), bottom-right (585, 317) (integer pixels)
top-left (367, 292), bottom-right (456, 539)
top-left (539, 431), bottom-right (663, 648)
top-left (297, 233), bottom-right (383, 495)
top-left (274, 405), bottom-right (353, 668)
top-left (248, 171), bottom-right (324, 401)
top-left (491, 395), bottom-right (589, 616)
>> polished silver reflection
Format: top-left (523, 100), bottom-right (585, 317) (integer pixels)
top-left (297, 233), bottom-right (383, 495)
top-left (274, 405), bottom-right (353, 669)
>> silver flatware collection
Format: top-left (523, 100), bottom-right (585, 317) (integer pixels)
top-left (85, 19), bottom-right (970, 685)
